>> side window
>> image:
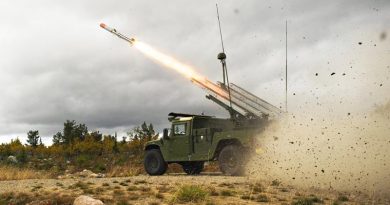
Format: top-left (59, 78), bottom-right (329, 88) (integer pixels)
top-left (173, 123), bottom-right (186, 135)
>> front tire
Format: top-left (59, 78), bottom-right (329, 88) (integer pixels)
top-left (144, 149), bottom-right (167, 175)
top-left (181, 161), bottom-right (204, 175)
top-left (218, 145), bottom-right (245, 176)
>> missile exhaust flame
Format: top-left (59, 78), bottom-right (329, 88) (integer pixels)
top-left (100, 23), bottom-right (282, 118)
top-left (133, 41), bottom-right (229, 98)
top-left (99, 23), bottom-right (229, 98)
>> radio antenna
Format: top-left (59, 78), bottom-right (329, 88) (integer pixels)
top-left (216, 4), bottom-right (233, 117)
top-left (285, 20), bottom-right (288, 113)
top-left (216, 4), bottom-right (225, 53)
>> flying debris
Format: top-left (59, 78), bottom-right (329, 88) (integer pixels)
top-left (100, 23), bottom-right (136, 45)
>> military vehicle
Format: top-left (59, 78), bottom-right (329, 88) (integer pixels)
top-left (143, 48), bottom-right (282, 175)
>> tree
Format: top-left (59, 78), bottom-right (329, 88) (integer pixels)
top-left (53, 120), bottom-right (89, 145)
top-left (27, 130), bottom-right (40, 148)
top-left (52, 132), bottom-right (63, 145)
top-left (72, 123), bottom-right (88, 141)
top-left (127, 122), bottom-right (157, 154)
top-left (91, 131), bottom-right (102, 142)
top-left (121, 136), bottom-right (127, 144)
top-left (63, 120), bottom-right (76, 144)
top-left (113, 132), bottom-right (119, 153)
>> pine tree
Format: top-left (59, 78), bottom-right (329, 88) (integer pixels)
top-left (27, 130), bottom-right (40, 148)
top-left (52, 132), bottom-right (63, 145)
top-left (112, 132), bottom-right (119, 153)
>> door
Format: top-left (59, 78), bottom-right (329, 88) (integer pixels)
top-left (166, 122), bottom-right (190, 161)
top-left (192, 128), bottom-right (212, 160)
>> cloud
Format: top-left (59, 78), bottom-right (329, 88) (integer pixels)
top-left (0, 0), bottom-right (389, 143)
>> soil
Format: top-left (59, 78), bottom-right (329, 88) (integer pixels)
top-left (0, 173), bottom-right (385, 205)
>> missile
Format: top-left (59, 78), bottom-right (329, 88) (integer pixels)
top-left (100, 23), bottom-right (136, 45)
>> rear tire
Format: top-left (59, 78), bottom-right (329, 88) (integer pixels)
top-left (181, 161), bottom-right (204, 175)
top-left (144, 149), bottom-right (167, 175)
top-left (218, 145), bottom-right (245, 176)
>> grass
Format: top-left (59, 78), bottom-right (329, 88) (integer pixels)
top-left (332, 195), bottom-right (349, 205)
top-left (119, 182), bottom-right (128, 186)
top-left (171, 185), bottom-right (208, 203)
top-left (107, 165), bottom-right (142, 177)
top-left (139, 186), bottom-right (151, 192)
top-left (241, 195), bottom-right (255, 200)
top-left (155, 192), bottom-right (164, 199)
top-left (113, 189), bottom-right (125, 195)
top-left (0, 191), bottom-right (75, 205)
top-left (69, 181), bottom-right (89, 190)
top-left (116, 200), bottom-right (130, 205)
top-left (157, 185), bottom-right (169, 193)
top-left (337, 195), bottom-right (349, 202)
top-left (292, 195), bottom-right (323, 205)
top-left (256, 194), bottom-right (269, 202)
top-left (220, 189), bottom-right (234, 196)
top-left (31, 185), bottom-right (42, 192)
top-left (0, 166), bottom-right (51, 181)
top-left (208, 187), bottom-right (219, 196)
top-left (128, 194), bottom-right (140, 200)
top-left (135, 180), bottom-right (147, 184)
top-left (271, 179), bottom-right (281, 186)
top-left (83, 188), bottom-right (95, 194)
top-left (127, 185), bottom-right (137, 191)
top-left (251, 183), bottom-right (264, 193)
top-left (280, 187), bottom-right (289, 192)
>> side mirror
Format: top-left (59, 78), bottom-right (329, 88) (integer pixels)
top-left (163, 128), bottom-right (169, 140)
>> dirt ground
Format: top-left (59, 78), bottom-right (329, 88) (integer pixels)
top-left (0, 173), bottom-right (387, 205)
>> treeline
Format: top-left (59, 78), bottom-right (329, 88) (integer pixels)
top-left (0, 120), bottom-right (157, 172)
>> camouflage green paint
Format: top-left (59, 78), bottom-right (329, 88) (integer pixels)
top-left (145, 116), bottom-right (267, 162)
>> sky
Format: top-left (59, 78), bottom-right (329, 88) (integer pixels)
top-left (0, 0), bottom-right (389, 145)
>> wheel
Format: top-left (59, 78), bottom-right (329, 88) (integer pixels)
top-left (181, 161), bottom-right (204, 175)
top-left (218, 145), bottom-right (245, 176)
top-left (144, 149), bottom-right (167, 175)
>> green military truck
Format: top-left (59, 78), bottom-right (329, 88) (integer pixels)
top-left (143, 77), bottom-right (282, 176)
top-left (144, 112), bottom-right (270, 176)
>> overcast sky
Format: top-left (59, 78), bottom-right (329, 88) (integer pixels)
top-left (0, 0), bottom-right (389, 144)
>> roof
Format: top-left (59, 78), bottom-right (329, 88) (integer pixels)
top-left (168, 112), bottom-right (213, 122)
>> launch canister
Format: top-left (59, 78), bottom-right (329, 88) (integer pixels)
top-left (100, 23), bottom-right (136, 45)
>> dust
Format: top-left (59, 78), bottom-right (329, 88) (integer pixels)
top-left (247, 104), bottom-right (390, 198)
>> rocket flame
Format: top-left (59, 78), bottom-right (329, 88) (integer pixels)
top-left (99, 23), bottom-right (228, 99)
top-left (133, 41), bottom-right (229, 98)
top-left (133, 41), bottom-right (202, 80)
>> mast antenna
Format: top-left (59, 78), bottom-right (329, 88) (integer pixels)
top-left (216, 4), bottom-right (225, 53)
top-left (285, 20), bottom-right (288, 113)
top-left (216, 4), bottom-right (234, 117)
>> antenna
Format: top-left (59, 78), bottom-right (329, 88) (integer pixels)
top-left (216, 4), bottom-right (234, 117)
top-left (285, 20), bottom-right (288, 113)
top-left (216, 4), bottom-right (225, 53)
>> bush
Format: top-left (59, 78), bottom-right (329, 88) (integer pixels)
top-left (172, 185), bottom-right (208, 203)
top-left (292, 196), bottom-right (323, 205)
top-left (75, 154), bottom-right (90, 167)
top-left (220, 189), bottom-right (234, 196)
top-left (337, 195), bottom-right (348, 202)
top-left (257, 194), bottom-right (269, 202)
